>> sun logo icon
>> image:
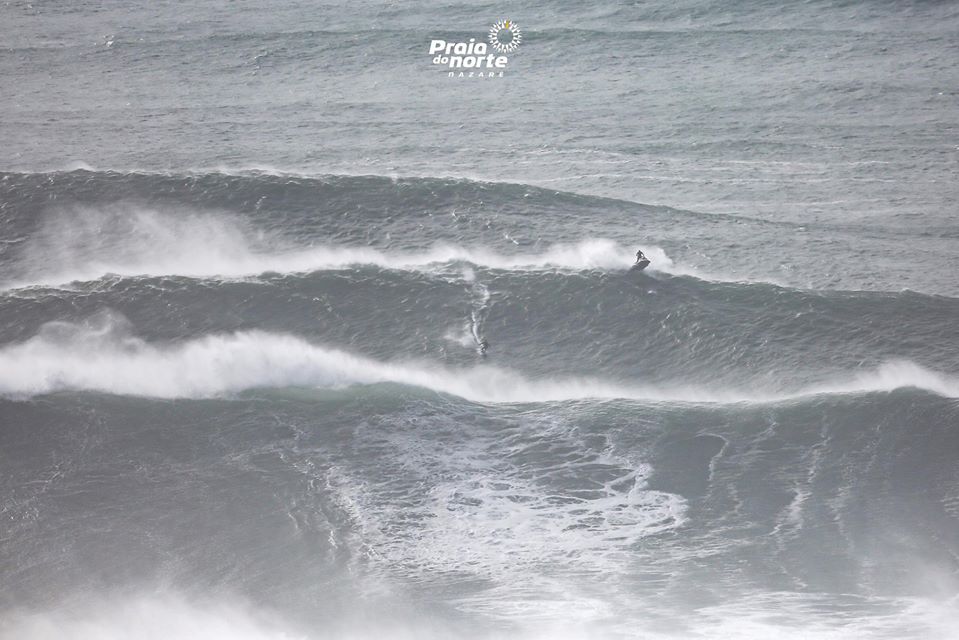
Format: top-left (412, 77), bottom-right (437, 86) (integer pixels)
top-left (488, 19), bottom-right (522, 53)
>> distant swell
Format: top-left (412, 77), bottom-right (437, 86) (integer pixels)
top-left (1, 315), bottom-right (956, 402)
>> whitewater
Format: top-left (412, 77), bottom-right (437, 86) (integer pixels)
top-left (2, 315), bottom-right (957, 402)
top-left (0, 203), bottom-right (721, 289)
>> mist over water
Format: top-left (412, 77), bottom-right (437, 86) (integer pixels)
top-left (2, 0), bottom-right (959, 638)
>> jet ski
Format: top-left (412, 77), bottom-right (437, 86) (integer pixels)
top-left (631, 249), bottom-right (650, 272)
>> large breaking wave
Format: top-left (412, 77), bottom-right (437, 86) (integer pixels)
top-left (0, 204), bottom-right (717, 289)
top-left (0, 171), bottom-right (755, 290)
top-left (1, 314), bottom-right (956, 402)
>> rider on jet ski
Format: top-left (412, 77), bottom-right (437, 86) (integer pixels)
top-left (633, 249), bottom-right (650, 270)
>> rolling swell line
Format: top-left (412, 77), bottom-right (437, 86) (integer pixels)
top-left (4, 169), bottom-right (947, 296)
top-left (0, 166), bottom-right (795, 228)
top-left (1, 316), bottom-right (956, 402)
top-left (0, 198), bottom-right (723, 288)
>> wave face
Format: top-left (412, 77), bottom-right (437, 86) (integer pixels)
top-left (0, 204), bottom-right (659, 287)
top-left (1, 166), bottom-right (958, 640)
top-left (4, 168), bottom-right (958, 297)
top-left (0, 171), bottom-right (726, 290)
top-left (2, 313), bottom-right (958, 403)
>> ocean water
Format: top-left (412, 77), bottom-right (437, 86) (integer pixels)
top-left (1, 1), bottom-right (959, 638)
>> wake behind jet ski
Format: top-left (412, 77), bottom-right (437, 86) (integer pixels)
top-left (632, 249), bottom-right (650, 272)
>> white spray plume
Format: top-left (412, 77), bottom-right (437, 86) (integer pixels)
top-left (1, 315), bottom-right (956, 402)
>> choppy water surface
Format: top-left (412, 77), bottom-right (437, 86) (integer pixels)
top-left (1, 1), bottom-right (958, 638)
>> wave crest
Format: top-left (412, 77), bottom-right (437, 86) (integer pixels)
top-left (3, 205), bottom-right (717, 289)
top-left (1, 315), bottom-right (956, 402)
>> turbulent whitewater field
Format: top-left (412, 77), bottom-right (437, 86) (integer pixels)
top-left (2, 1), bottom-right (959, 639)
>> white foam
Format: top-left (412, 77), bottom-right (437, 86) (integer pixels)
top-left (684, 591), bottom-right (959, 640)
top-left (323, 413), bottom-right (686, 629)
top-left (1, 316), bottom-right (956, 402)
top-left (333, 460), bottom-right (682, 580)
top-left (4, 591), bottom-right (957, 640)
top-left (3, 205), bottom-right (720, 289)
top-left (808, 360), bottom-right (959, 398)
top-left (0, 595), bottom-right (304, 640)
